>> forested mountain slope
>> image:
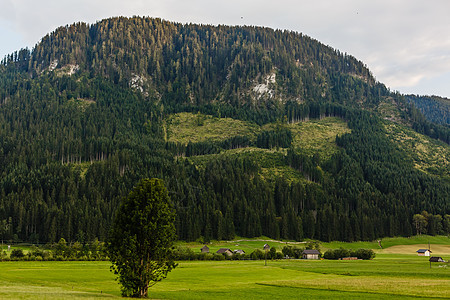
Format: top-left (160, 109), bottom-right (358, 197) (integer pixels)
top-left (0, 17), bottom-right (449, 244)
top-left (406, 94), bottom-right (450, 125)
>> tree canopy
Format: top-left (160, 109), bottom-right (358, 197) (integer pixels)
top-left (107, 178), bottom-right (177, 298)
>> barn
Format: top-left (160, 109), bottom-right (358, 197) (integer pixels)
top-left (429, 256), bottom-right (445, 263)
top-left (216, 248), bottom-right (233, 256)
top-left (302, 249), bottom-right (320, 260)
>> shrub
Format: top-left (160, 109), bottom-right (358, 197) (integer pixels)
top-left (323, 248), bottom-right (375, 260)
top-left (10, 249), bottom-right (25, 259)
top-left (250, 249), bottom-right (264, 260)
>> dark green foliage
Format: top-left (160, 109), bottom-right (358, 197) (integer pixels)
top-left (256, 127), bottom-right (292, 149)
top-left (107, 178), bottom-right (177, 298)
top-left (406, 95), bottom-right (450, 125)
top-left (323, 248), bottom-right (375, 260)
top-left (10, 249), bottom-right (25, 259)
top-left (0, 16), bottom-right (448, 246)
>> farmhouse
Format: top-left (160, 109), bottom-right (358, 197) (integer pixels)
top-left (216, 248), bottom-right (233, 256)
top-left (234, 249), bottom-right (245, 255)
top-left (416, 249), bottom-right (432, 256)
top-left (201, 245), bottom-right (210, 253)
top-left (302, 249), bottom-right (320, 260)
top-left (429, 257), bottom-right (445, 263)
top-left (263, 244), bottom-right (270, 251)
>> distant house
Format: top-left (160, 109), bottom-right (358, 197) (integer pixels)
top-left (429, 256), bottom-right (445, 263)
top-left (201, 245), bottom-right (210, 253)
top-left (302, 249), bottom-right (320, 260)
top-left (263, 244), bottom-right (270, 251)
top-left (234, 249), bottom-right (245, 255)
top-left (216, 248), bottom-right (233, 256)
top-left (416, 249), bottom-right (432, 256)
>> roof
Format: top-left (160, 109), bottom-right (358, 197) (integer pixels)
top-left (216, 248), bottom-right (232, 254)
top-left (263, 244), bottom-right (270, 249)
top-left (201, 245), bottom-right (209, 250)
top-left (429, 257), bottom-right (445, 262)
top-left (302, 249), bottom-right (320, 255)
top-left (416, 249), bottom-right (431, 253)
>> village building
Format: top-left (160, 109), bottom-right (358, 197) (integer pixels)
top-left (200, 245), bottom-right (210, 253)
top-left (233, 249), bottom-right (245, 255)
top-left (416, 249), bottom-right (432, 256)
top-left (216, 248), bottom-right (233, 256)
top-left (302, 249), bottom-right (320, 260)
top-left (263, 244), bottom-right (270, 251)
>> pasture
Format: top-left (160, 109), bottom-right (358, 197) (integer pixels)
top-left (0, 253), bottom-right (448, 299)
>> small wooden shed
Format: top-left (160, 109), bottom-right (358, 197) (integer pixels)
top-left (201, 245), bottom-right (210, 253)
top-left (302, 249), bottom-right (320, 260)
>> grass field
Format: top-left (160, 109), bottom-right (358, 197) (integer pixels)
top-left (0, 254), bottom-right (448, 299)
top-left (322, 235), bottom-right (450, 251)
top-left (0, 236), bottom-right (448, 299)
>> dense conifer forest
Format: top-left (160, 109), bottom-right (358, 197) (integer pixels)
top-left (406, 94), bottom-right (450, 126)
top-left (0, 17), bottom-right (449, 244)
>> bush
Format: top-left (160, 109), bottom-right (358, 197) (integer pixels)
top-left (10, 249), bottom-right (25, 259)
top-left (212, 253), bottom-right (225, 261)
top-left (353, 249), bottom-right (376, 260)
top-left (323, 248), bottom-right (375, 260)
top-left (282, 246), bottom-right (304, 258)
top-left (250, 249), bottom-right (264, 260)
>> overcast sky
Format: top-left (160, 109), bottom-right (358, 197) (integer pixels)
top-left (1, 0), bottom-right (449, 97)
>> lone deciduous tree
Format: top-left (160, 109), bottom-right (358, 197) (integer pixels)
top-left (107, 178), bottom-right (177, 298)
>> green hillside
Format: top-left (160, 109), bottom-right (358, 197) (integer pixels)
top-left (0, 16), bottom-right (449, 245)
top-left (384, 122), bottom-right (450, 179)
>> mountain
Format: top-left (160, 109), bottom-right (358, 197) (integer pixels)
top-left (406, 94), bottom-right (450, 125)
top-left (0, 17), bottom-right (449, 244)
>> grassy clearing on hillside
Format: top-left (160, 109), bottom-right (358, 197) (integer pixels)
top-left (383, 122), bottom-right (450, 178)
top-left (166, 113), bottom-right (350, 159)
top-left (288, 117), bottom-right (351, 159)
top-left (377, 96), bottom-right (404, 123)
top-left (0, 255), bottom-right (448, 299)
top-left (166, 112), bottom-right (260, 144)
top-left (173, 113), bottom-right (350, 182)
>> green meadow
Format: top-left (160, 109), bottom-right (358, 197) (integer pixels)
top-left (0, 236), bottom-right (449, 299)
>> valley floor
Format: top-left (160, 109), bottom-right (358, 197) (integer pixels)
top-left (0, 253), bottom-right (448, 299)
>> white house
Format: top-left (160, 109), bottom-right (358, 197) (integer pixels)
top-left (416, 249), bottom-right (432, 256)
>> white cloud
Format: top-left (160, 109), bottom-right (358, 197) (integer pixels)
top-left (1, 0), bottom-right (449, 97)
